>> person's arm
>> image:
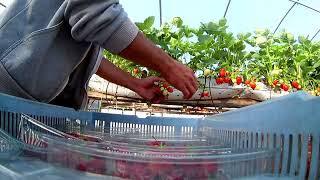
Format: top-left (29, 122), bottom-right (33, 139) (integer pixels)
top-left (118, 32), bottom-right (198, 99)
top-left (65, 0), bottom-right (198, 98)
top-left (96, 58), bottom-right (163, 102)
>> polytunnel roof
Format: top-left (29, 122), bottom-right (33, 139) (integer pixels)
top-left (121, 0), bottom-right (320, 41)
top-left (1, 0), bottom-right (319, 41)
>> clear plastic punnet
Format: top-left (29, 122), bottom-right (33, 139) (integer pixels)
top-left (0, 113), bottom-right (277, 180)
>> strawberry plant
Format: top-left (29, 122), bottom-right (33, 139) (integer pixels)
top-left (102, 16), bottom-right (319, 96)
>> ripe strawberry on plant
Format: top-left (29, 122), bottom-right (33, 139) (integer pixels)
top-left (250, 82), bottom-right (256, 90)
top-left (291, 81), bottom-right (299, 89)
top-left (201, 90), bottom-right (209, 97)
top-left (282, 84), bottom-right (289, 91)
top-left (273, 80), bottom-right (279, 87)
top-left (167, 87), bottom-right (174, 93)
top-left (245, 79), bottom-right (251, 85)
top-left (280, 83), bottom-right (284, 89)
top-left (219, 68), bottom-right (226, 77)
top-left (163, 82), bottom-right (169, 89)
top-left (236, 76), bottom-right (242, 85)
top-left (224, 77), bottom-right (231, 84)
top-left (216, 77), bottom-right (224, 85)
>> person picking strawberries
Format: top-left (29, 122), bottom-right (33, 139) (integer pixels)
top-left (0, 0), bottom-right (198, 109)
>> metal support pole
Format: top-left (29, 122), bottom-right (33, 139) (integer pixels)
top-left (0, 2), bottom-right (6, 8)
top-left (159, 0), bottom-right (163, 26)
top-left (273, 1), bottom-right (298, 34)
top-left (311, 28), bottom-right (320, 41)
top-left (223, 0), bottom-right (232, 18)
top-left (289, 0), bottom-right (320, 14)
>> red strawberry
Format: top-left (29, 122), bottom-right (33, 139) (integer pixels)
top-left (245, 79), bottom-right (251, 85)
top-left (219, 69), bottom-right (226, 77)
top-left (291, 81), bottom-right (299, 89)
top-left (76, 163), bottom-right (87, 172)
top-left (282, 84), bottom-right (289, 91)
top-left (201, 91), bottom-right (209, 97)
top-left (149, 141), bottom-right (160, 146)
top-left (224, 77), bottom-right (231, 84)
top-left (163, 82), bottom-right (169, 88)
top-left (216, 77), bottom-right (224, 84)
top-left (250, 82), bottom-right (256, 90)
top-left (273, 80), bottom-right (279, 87)
top-left (167, 87), bottom-right (174, 93)
top-left (236, 76), bottom-right (242, 85)
top-left (280, 83), bottom-right (284, 89)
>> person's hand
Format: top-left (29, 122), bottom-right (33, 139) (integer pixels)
top-left (132, 77), bottom-right (166, 104)
top-left (161, 61), bottom-right (198, 99)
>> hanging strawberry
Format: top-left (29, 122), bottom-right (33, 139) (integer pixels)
top-left (201, 90), bottom-right (209, 97)
top-left (236, 76), bottom-right (243, 85)
top-left (291, 81), bottom-right (299, 89)
top-left (249, 82), bottom-right (256, 90)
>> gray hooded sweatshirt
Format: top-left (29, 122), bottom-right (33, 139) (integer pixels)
top-left (0, 0), bottom-right (139, 109)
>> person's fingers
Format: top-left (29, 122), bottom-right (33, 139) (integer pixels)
top-left (151, 95), bottom-right (165, 104)
top-left (187, 73), bottom-right (198, 91)
top-left (186, 82), bottom-right (197, 99)
top-left (179, 85), bottom-right (191, 99)
top-left (193, 74), bottom-right (199, 88)
top-left (148, 76), bottom-right (163, 83)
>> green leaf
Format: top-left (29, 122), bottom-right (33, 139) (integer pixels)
top-left (219, 18), bottom-right (227, 27)
top-left (207, 22), bottom-right (219, 34)
top-left (298, 35), bottom-right (308, 44)
top-left (135, 22), bottom-right (145, 30)
top-left (201, 58), bottom-right (216, 64)
top-left (143, 16), bottom-right (155, 29)
top-left (198, 35), bottom-right (210, 43)
top-left (172, 17), bottom-right (183, 27)
top-left (314, 61), bottom-right (320, 69)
